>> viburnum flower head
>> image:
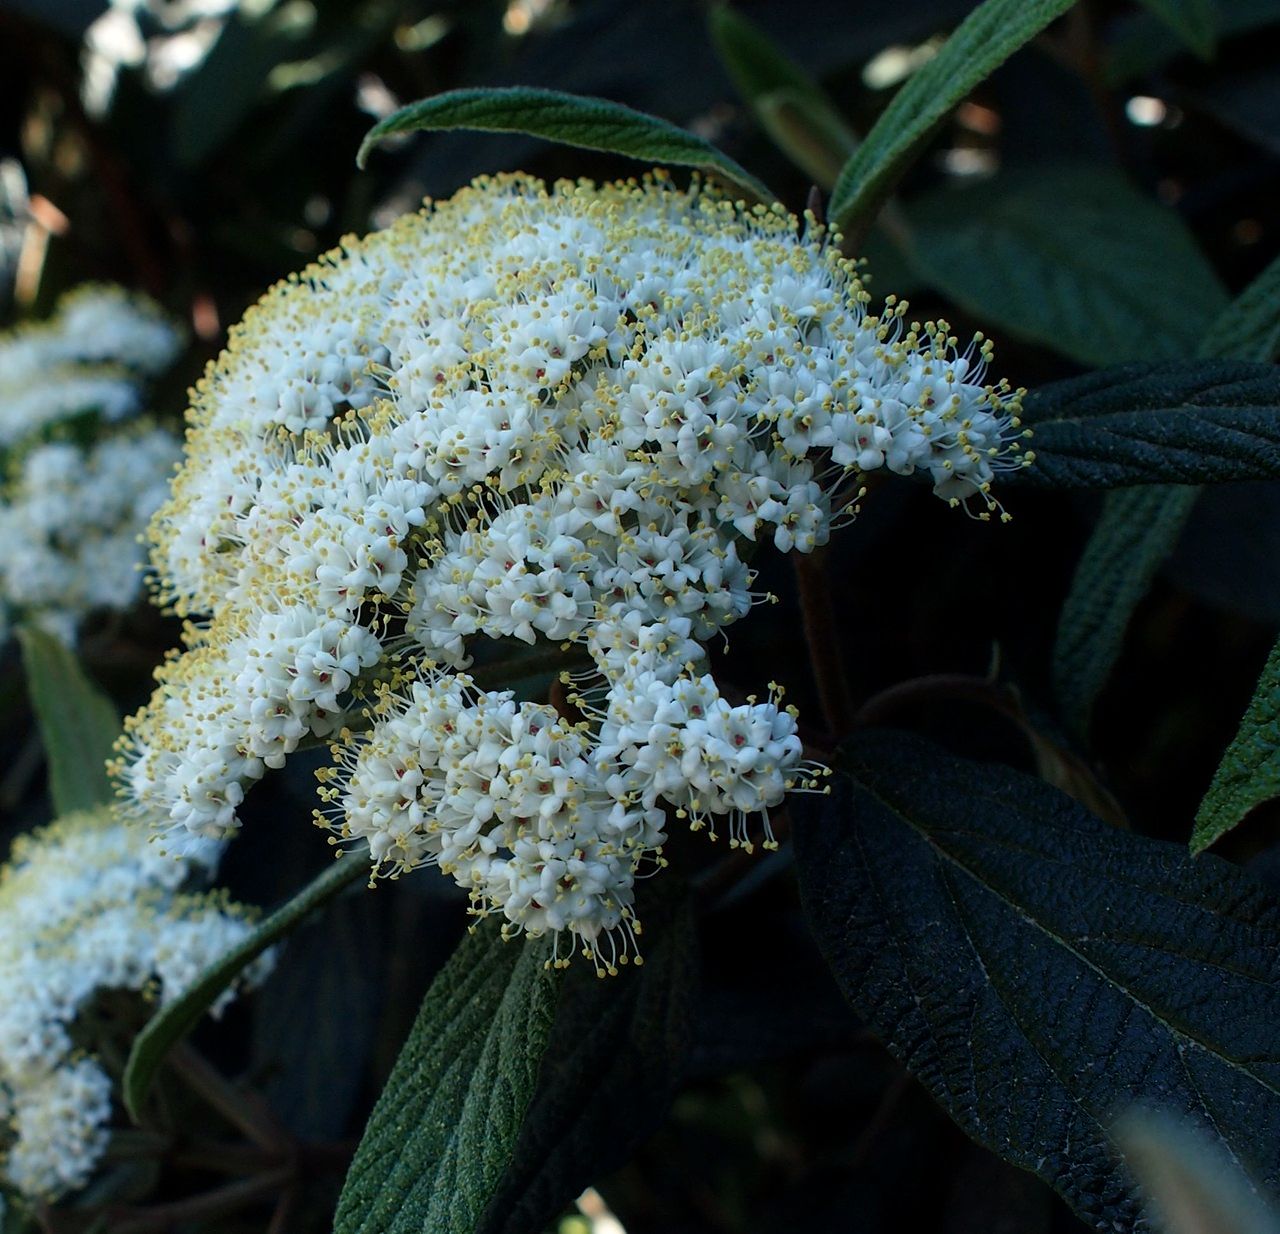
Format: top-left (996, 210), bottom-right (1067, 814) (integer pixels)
top-left (0, 808), bottom-right (267, 1201)
top-left (0, 286), bottom-right (182, 645)
top-left (116, 172), bottom-right (1029, 969)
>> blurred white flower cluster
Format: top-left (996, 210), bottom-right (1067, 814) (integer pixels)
top-left (0, 808), bottom-right (267, 1200)
top-left (0, 286), bottom-right (183, 645)
top-left (117, 174), bottom-right (1029, 967)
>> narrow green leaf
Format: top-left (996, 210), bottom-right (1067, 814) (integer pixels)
top-left (1202, 252), bottom-right (1280, 364)
top-left (334, 922), bottom-right (558, 1234)
top-left (123, 853), bottom-right (366, 1123)
top-left (1053, 486), bottom-right (1201, 736)
top-left (356, 86), bottom-right (771, 201)
top-left (1135, 0), bottom-right (1218, 59)
top-left (828, 0), bottom-right (1076, 234)
top-left (1194, 637), bottom-right (1280, 852)
top-left (1115, 1111), bottom-right (1280, 1234)
top-left (1009, 360), bottom-right (1280, 489)
top-left (708, 4), bottom-right (856, 189)
top-left (1052, 255), bottom-right (1280, 737)
top-left (793, 731), bottom-right (1280, 1232)
top-left (902, 166), bottom-right (1228, 369)
top-left (16, 626), bottom-right (119, 815)
top-left (479, 894), bottom-right (698, 1234)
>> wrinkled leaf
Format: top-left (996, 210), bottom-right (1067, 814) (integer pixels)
top-left (356, 86), bottom-right (771, 200)
top-left (903, 166), bottom-right (1227, 369)
top-left (708, 4), bottom-right (857, 188)
top-left (16, 625), bottom-right (118, 815)
top-left (334, 922), bottom-right (558, 1234)
top-left (123, 853), bottom-right (366, 1122)
top-left (794, 730), bottom-right (1280, 1231)
top-left (828, 0), bottom-right (1076, 234)
top-left (1009, 360), bottom-right (1280, 489)
top-left (1053, 255), bottom-right (1280, 736)
top-left (480, 895), bottom-right (698, 1234)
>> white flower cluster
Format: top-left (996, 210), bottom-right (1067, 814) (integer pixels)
top-left (0, 808), bottom-right (266, 1201)
top-left (117, 174), bottom-right (1029, 963)
top-left (0, 286), bottom-right (183, 645)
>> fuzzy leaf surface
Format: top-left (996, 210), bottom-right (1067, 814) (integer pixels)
top-left (333, 922), bottom-right (558, 1234)
top-left (356, 86), bottom-right (770, 199)
top-left (1051, 253), bottom-right (1280, 735)
top-left (479, 895), bottom-right (698, 1234)
top-left (1010, 361), bottom-right (1280, 489)
top-left (793, 731), bottom-right (1280, 1231)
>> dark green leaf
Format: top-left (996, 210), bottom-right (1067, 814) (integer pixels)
top-left (16, 625), bottom-right (118, 815)
top-left (333, 922), bottom-right (558, 1234)
top-left (793, 730), bottom-right (1280, 1231)
top-left (1106, 0), bottom-right (1280, 83)
top-left (1051, 254), bottom-right (1280, 736)
top-left (480, 895), bottom-right (698, 1234)
top-left (1053, 485), bottom-right (1201, 737)
top-left (1009, 360), bottom-right (1280, 489)
top-left (356, 86), bottom-right (771, 201)
top-left (1136, 0), bottom-right (1218, 57)
top-left (708, 4), bottom-right (857, 189)
top-left (1115, 1110), bottom-right (1280, 1234)
top-left (250, 891), bottom-right (385, 1140)
top-left (1202, 253), bottom-right (1280, 365)
top-left (123, 853), bottom-right (366, 1123)
top-left (1194, 636), bottom-right (1280, 852)
top-left (903, 166), bottom-right (1227, 369)
top-left (828, 0), bottom-right (1076, 234)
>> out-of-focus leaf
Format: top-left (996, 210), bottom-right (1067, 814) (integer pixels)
top-left (1116, 1110), bottom-right (1280, 1234)
top-left (123, 853), bottom-right (366, 1123)
top-left (708, 4), bottom-right (856, 188)
top-left (1136, 0), bottom-right (1218, 57)
top-left (356, 86), bottom-right (771, 200)
top-left (333, 922), bottom-right (557, 1234)
top-left (794, 730), bottom-right (1280, 1232)
top-left (251, 890), bottom-right (385, 1140)
top-left (903, 166), bottom-right (1228, 369)
top-left (828, 0), bottom-right (1076, 234)
top-left (1009, 361), bottom-right (1280, 489)
top-left (479, 896), bottom-right (698, 1234)
top-left (15, 626), bottom-right (118, 815)
top-left (1107, 0), bottom-right (1280, 82)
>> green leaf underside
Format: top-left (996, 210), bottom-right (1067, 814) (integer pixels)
top-left (1009, 360), bottom-right (1280, 488)
top-left (793, 731), bottom-right (1280, 1232)
top-left (1051, 255), bottom-right (1280, 739)
top-left (356, 86), bottom-right (771, 201)
top-left (903, 166), bottom-right (1228, 369)
top-left (123, 854), bottom-right (366, 1122)
top-left (333, 922), bottom-right (558, 1234)
top-left (1135, 0), bottom-right (1218, 58)
top-left (708, 4), bottom-right (856, 190)
top-left (1194, 637), bottom-right (1280, 852)
top-left (16, 626), bottom-right (119, 815)
top-left (479, 895), bottom-right (698, 1234)
top-left (827, 0), bottom-right (1076, 234)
